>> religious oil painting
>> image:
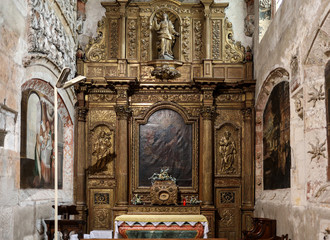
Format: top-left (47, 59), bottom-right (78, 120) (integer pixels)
top-left (20, 91), bottom-right (63, 189)
top-left (139, 109), bottom-right (192, 187)
top-left (263, 81), bottom-right (291, 190)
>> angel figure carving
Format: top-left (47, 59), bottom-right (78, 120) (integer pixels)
top-left (153, 13), bottom-right (179, 60)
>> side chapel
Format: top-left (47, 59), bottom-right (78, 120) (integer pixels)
top-left (75, 0), bottom-right (254, 238)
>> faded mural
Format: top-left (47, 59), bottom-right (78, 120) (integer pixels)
top-left (263, 81), bottom-right (291, 190)
top-left (139, 109), bottom-right (192, 187)
top-left (20, 91), bottom-right (63, 189)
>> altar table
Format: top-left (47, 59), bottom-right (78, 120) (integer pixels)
top-left (115, 215), bottom-right (209, 239)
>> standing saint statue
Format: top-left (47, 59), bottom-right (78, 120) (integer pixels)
top-left (153, 13), bottom-right (179, 60)
top-left (219, 131), bottom-right (237, 174)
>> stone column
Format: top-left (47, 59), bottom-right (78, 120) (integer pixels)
top-left (200, 106), bottom-right (215, 207)
top-left (201, 0), bottom-right (213, 77)
top-left (75, 106), bottom-right (88, 219)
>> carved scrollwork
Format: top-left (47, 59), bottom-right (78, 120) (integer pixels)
top-left (131, 94), bottom-right (200, 103)
top-left (212, 20), bottom-right (221, 59)
top-left (182, 17), bottom-right (191, 62)
top-left (110, 19), bottom-right (119, 59)
top-left (78, 107), bottom-right (88, 122)
top-left (89, 94), bottom-right (116, 102)
top-left (194, 20), bottom-right (203, 60)
top-left (115, 105), bottom-right (132, 120)
top-left (94, 209), bottom-right (110, 229)
top-left (220, 192), bottom-right (235, 204)
top-left (224, 18), bottom-right (245, 63)
top-left (200, 106), bottom-right (216, 120)
top-left (88, 179), bottom-right (116, 188)
top-left (220, 209), bottom-right (235, 227)
top-left (90, 110), bottom-right (116, 126)
top-left (141, 17), bottom-right (150, 61)
top-left (127, 19), bottom-right (137, 59)
top-left (85, 17), bottom-right (107, 62)
top-left (94, 193), bottom-right (110, 204)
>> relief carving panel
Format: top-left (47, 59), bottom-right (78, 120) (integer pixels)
top-left (215, 123), bottom-right (241, 176)
top-left (88, 125), bottom-right (114, 176)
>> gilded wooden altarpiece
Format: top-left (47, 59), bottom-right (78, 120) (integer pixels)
top-left (75, 0), bottom-right (255, 239)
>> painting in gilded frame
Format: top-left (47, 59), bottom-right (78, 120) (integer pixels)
top-left (139, 109), bottom-right (192, 187)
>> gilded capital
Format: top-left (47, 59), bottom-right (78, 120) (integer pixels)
top-left (77, 107), bottom-right (88, 122)
top-left (115, 105), bottom-right (132, 120)
top-left (242, 108), bottom-right (253, 120)
top-left (200, 106), bottom-right (216, 120)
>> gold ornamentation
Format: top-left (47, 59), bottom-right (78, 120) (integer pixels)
top-left (184, 107), bottom-right (202, 117)
top-left (94, 193), bottom-right (110, 204)
top-left (78, 107), bottom-right (88, 122)
top-left (128, 206), bottom-right (200, 214)
top-left (109, 19), bottom-right (119, 59)
top-left (219, 131), bottom-right (237, 174)
top-left (194, 20), bottom-right (203, 60)
top-left (90, 110), bottom-right (116, 126)
top-left (88, 179), bottom-right (116, 188)
top-left (94, 209), bottom-right (110, 228)
top-left (150, 180), bottom-right (178, 206)
top-left (211, 8), bottom-right (225, 14)
top-left (214, 178), bottom-right (241, 186)
top-left (224, 18), bottom-right (245, 63)
top-left (308, 84), bottom-right (325, 107)
top-left (131, 94), bottom-right (200, 103)
top-left (182, 17), bottom-right (191, 62)
top-left (141, 17), bottom-right (150, 61)
top-left (217, 94), bottom-right (241, 102)
top-left (115, 105), bottom-right (132, 120)
top-left (212, 20), bottom-right (221, 59)
top-left (85, 17), bottom-right (106, 62)
top-left (89, 94), bottom-right (116, 102)
top-left (151, 65), bottom-right (181, 79)
top-left (220, 192), bottom-right (235, 204)
top-left (220, 209), bottom-right (235, 227)
top-left (200, 106), bottom-right (216, 120)
top-left (88, 126), bottom-right (115, 175)
top-left (242, 108), bottom-right (252, 119)
top-left (128, 19), bottom-right (137, 59)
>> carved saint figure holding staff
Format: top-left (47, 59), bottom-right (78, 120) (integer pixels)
top-left (153, 13), bottom-right (179, 60)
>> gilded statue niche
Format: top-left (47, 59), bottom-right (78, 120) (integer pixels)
top-left (88, 125), bottom-right (115, 176)
top-left (215, 123), bottom-right (241, 177)
top-left (132, 102), bottom-right (199, 196)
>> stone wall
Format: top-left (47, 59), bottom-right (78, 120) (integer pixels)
top-left (254, 0), bottom-right (330, 239)
top-left (0, 0), bottom-right (77, 239)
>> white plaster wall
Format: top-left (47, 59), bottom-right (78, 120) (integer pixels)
top-left (254, 0), bottom-right (330, 238)
top-left (78, 0), bottom-right (114, 48)
top-left (0, 0), bottom-right (78, 239)
top-left (216, 0), bottom-right (252, 48)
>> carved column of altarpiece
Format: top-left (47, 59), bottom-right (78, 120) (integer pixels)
top-left (75, 0), bottom-right (255, 239)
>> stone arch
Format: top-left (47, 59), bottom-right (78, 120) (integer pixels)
top-left (255, 67), bottom-right (290, 196)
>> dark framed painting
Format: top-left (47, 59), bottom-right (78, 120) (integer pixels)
top-left (263, 81), bottom-right (291, 190)
top-left (138, 109), bottom-right (193, 187)
top-left (20, 89), bottom-right (64, 189)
